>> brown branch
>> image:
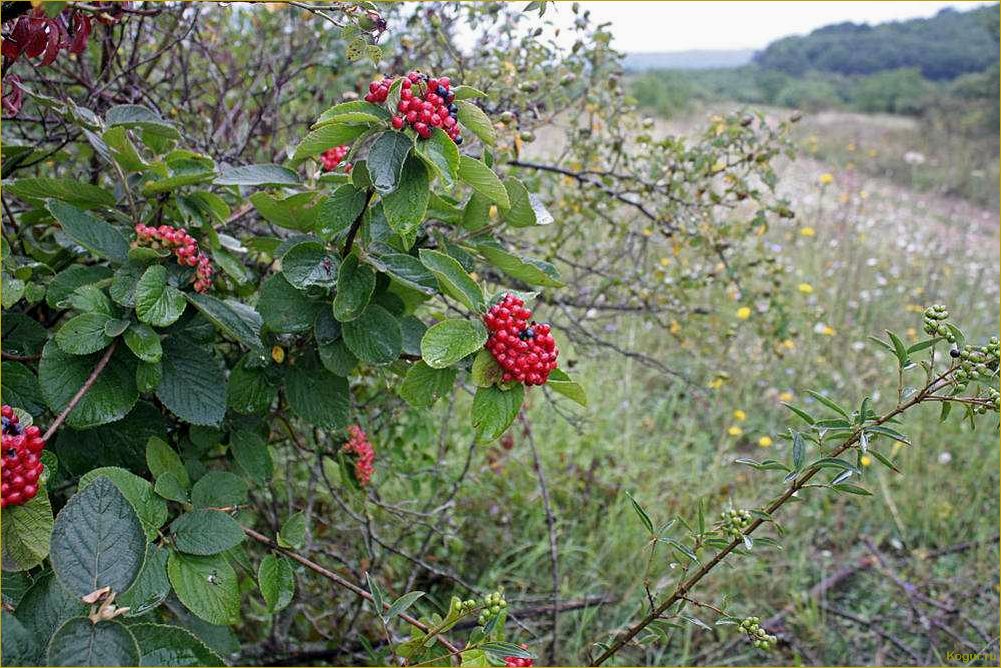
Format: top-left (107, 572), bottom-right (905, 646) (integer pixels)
top-left (1, 350), bottom-right (42, 362)
top-left (242, 526), bottom-right (462, 657)
top-left (42, 340), bottom-right (118, 441)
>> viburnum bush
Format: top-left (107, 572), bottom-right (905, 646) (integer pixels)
top-left (0, 3), bottom-right (996, 667)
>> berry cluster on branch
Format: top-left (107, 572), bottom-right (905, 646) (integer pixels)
top-left (133, 223), bottom-right (215, 292)
top-left (342, 424), bottom-right (375, 486)
top-left (484, 295), bottom-right (559, 386)
top-left (739, 616), bottom-right (777, 651)
top-left (366, 71), bottom-right (463, 143)
top-left (1, 405), bottom-right (46, 508)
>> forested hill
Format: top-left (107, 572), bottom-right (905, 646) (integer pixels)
top-left (753, 5), bottom-right (999, 80)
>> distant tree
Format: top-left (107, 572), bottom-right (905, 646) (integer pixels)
top-left (754, 5), bottom-right (999, 80)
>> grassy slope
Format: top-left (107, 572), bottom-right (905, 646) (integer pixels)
top-left (427, 105), bottom-right (999, 665)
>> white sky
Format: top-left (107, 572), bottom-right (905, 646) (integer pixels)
top-left (544, 1), bottom-right (993, 52)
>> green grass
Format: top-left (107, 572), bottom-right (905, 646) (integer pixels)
top-left (391, 107), bottom-right (1001, 664)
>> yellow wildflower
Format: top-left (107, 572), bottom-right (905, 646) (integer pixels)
top-left (819, 173), bottom-right (834, 186)
top-left (798, 283), bottom-right (814, 295)
top-left (669, 321), bottom-right (681, 334)
top-left (659, 257), bottom-right (671, 267)
top-left (758, 436), bottom-right (773, 447)
top-left (860, 455), bottom-right (872, 467)
top-left (733, 409), bottom-right (747, 422)
top-left (736, 306), bottom-right (751, 320)
top-left (821, 325), bottom-right (836, 336)
top-left (800, 226), bottom-right (816, 237)
top-left (727, 426), bottom-right (743, 437)
top-left (779, 391), bottom-right (794, 402)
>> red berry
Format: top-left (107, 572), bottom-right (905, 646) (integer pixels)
top-left (392, 116), bottom-right (405, 129)
top-left (483, 295), bottom-right (559, 386)
top-left (342, 425), bottom-right (375, 486)
top-left (2, 405), bottom-right (45, 509)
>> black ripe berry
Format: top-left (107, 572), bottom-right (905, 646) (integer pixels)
top-left (950, 347), bottom-right (962, 358)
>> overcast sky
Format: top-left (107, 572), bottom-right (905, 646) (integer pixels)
top-left (545, 1), bottom-right (993, 52)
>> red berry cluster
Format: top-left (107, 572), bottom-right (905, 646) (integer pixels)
top-left (342, 425), bottom-right (375, 487)
top-left (321, 145), bottom-right (352, 173)
top-left (484, 295), bottom-right (559, 386)
top-left (134, 224), bottom-right (215, 293)
top-left (1, 405), bottom-right (45, 509)
top-left (504, 646), bottom-right (534, 667)
top-left (365, 71), bottom-right (463, 144)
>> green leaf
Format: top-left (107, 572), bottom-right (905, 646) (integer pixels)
top-left (50, 401), bottom-right (163, 476)
top-left (291, 123), bottom-right (369, 163)
top-left (156, 338), bottom-right (227, 427)
top-left (281, 240), bottom-right (339, 289)
top-left (10, 572), bottom-right (85, 663)
top-left (258, 554), bottom-right (295, 615)
top-left (47, 200), bottom-right (129, 263)
top-left (155, 472), bottom-right (189, 503)
top-left (382, 156), bottom-right (429, 237)
top-left (215, 164), bottom-right (299, 187)
top-left (806, 390), bottom-right (850, 419)
top-left (167, 551), bottom-right (240, 626)
top-left (781, 402), bottom-right (816, 426)
top-left (476, 242), bottom-right (563, 287)
top-left (418, 249), bottom-right (485, 312)
top-left (399, 361), bottom-right (457, 407)
top-left (2, 313), bottom-right (47, 358)
top-left (185, 294), bottom-right (263, 351)
top-left (285, 359), bottom-right (349, 429)
top-left (458, 156), bottom-right (510, 209)
top-left (456, 101), bottom-right (496, 146)
top-left (792, 430), bottom-right (806, 471)
top-left (832, 483), bottom-right (872, 496)
top-left (2, 611), bottom-right (38, 667)
top-left (249, 191), bottom-right (323, 232)
top-left (171, 510), bottom-right (245, 556)
top-left (47, 265), bottom-right (114, 309)
top-left (146, 436), bottom-right (189, 488)
top-left (191, 471), bottom-right (249, 509)
top-left (546, 368), bottom-right (587, 406)
top-left (118, 545), bottom-right (170, 617)
top-left (317, 184), bottom-right (369, 241)
top-left (278, 511), bottom-right (306, 549)
top-left (481, 641), bottom-right (533, 661)
top-left (886, 330), bottom-right (910, 368)
top-left (342, 304), bottom-right (402, 365)
top-left (135, 265), bottom-right (187, 328)
top-left (50, 477), bottom-right (146, 597)
top-left (123, 323), bottom-right (162, 363)
top-left (385, 591), bottom-right (425, 622)
top-left (39, 341), bottom-right (138, 429)
top-left (471, 384), bottom-right (524, 443)
top-left (55, 313), bottom-right (114, 355)
top-left (420, 319), bottom-right (488, 369)
top-left (314, 100), bottom-right (391, 125)
top-left (415, 127), bottom-right (460, 188)
top-left (470, 349), bottom-right (503, 388)
top-left (371, 253), bottom-right (437, 294)
top-left (7, 177), bottom-right (116, 209)
top-left (501, 177), bottom-right (549, 227)
top-left (226, 356), bottom-right (278, 416)
top-left (333, 254), bottom-right (376, 322)
top-left (1, 487), bottom-right (53, 571)
top-left (79, 467), bottom-right (168, 541)
top-left (258, 273), bottom-right (324, 334)
top-left (229, 429), bottom-right (274, 484)
top-left (452, 85), bottom-right (488, 100)
top-left (1, 361), bottom-right (46, 417)
top-left (367, 131), bottom-right (413, 194)
top-left (103, 126), bottom-right (147, 172)
top-left (47, 618), bottom-right (140, 667)
top-left (624, 491), bottom-right (655, 534)
top-left (106, 104), bottom-right (180, 141)
top-left (130, 623), bottom-right (225, 667)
